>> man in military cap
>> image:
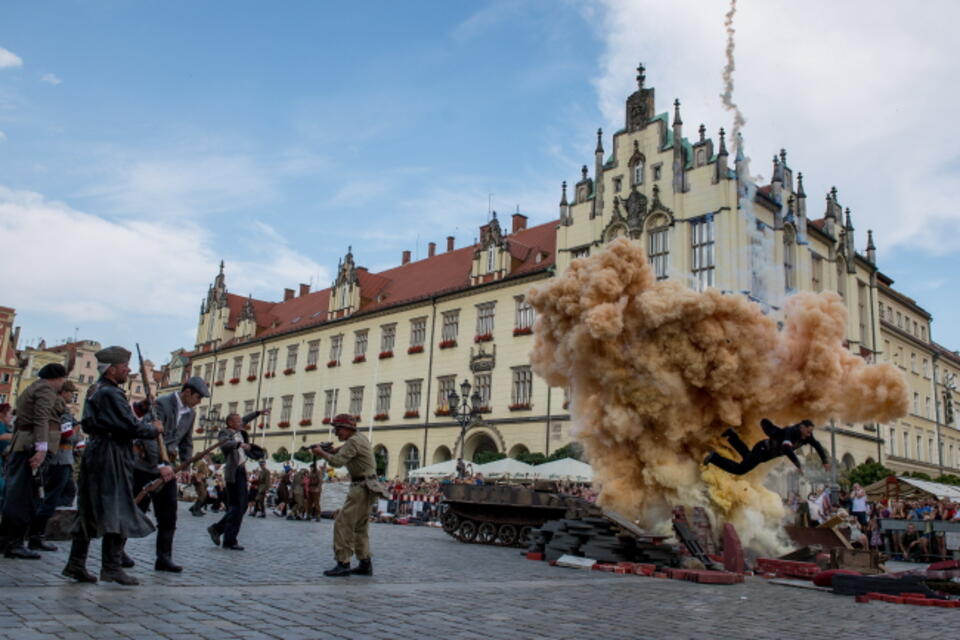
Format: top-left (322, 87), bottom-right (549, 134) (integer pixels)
top-left (0, 363), bottom-right (67, 559)
top-left (26, 379), bottom-right (81, 551)
top-left (253, 460), bottom-right (270, 518)
top-left (132, 375), bottom-right (208, 572)
top-left (190, 455), bottom-right (211, 516)
top-left (309, 414), bottom-right (389, 577)
top-left (62, 346), bottom-right (165, 585)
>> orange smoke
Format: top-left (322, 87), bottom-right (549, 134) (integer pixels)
top-left (527, 238), bottom-right (908, 552)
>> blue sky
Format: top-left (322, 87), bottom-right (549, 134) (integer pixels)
top-left (1, 0), bottom-right (959, 364)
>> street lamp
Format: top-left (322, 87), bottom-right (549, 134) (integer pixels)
top-left (448, 378), bottom-right (482, 474)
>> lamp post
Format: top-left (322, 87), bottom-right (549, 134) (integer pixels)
top-left (448, 378), bottom-right (481, 477)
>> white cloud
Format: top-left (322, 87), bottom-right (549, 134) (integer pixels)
top-left (0, 47), bottom-right (22, 68)
top-left (40, 73), bottom-right (61, 85)
top-left (587, 0), bottom-right (960, 255)
top-left (0, 131), bottom-right (6, 141)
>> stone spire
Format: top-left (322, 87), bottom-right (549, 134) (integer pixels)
top-left (866, 229), bottom-right (876, 264)
top-left (559, 181), bottom-right (571, 226)
top-left (716, 128), bottom-right (729, 182)
top-left (844, 208), bottom-right (856, 272)
top-left (592, 129), bottom-right (604, 219)
top-left (672, 100), bottom-right (685, 193)
top-left (698, 124), bottom-right (706, 142)
top-left (636, 62), bottom-right (645, 89)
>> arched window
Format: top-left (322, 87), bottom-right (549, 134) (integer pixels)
top-left (836, 258), bottom-right (847, 299)
top-left (783, 227), bottom-right (796, 292)
top-left (403, 444), bottom-right (420, 475)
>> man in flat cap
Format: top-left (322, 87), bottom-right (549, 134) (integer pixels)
top-left (0, 363), bottom-right (67, 559)
top-left (309, 414), bottom-right (389, 577)
top-left (26, 379), bottom-right (81, 551)
top-left (132, 375), bottom-right (208, 572)
top-left (62, 346), bottom-right (165, 585)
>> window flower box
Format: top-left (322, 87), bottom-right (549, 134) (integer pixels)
top-left (476, 405), bottom-right (491, 413)
top-left (277, 421), bottom-right (290, 429)
top-left (403, 410), bottom-right (420, 419)
top-left (353, 355), bottom-right (367, 364)
top-left (257, 423), bottom-right (267, 430)
top-left (353, 415), bottom-right (361, 422)
top-left (434, 408), bottom-right (452, 417)
top-left (407, 345), bottom-right (424, 355)
top-left (246, 375), bottom-right (257, 382)
top-left (264, 372), bottom-right (275, 378)
top-left (304, 364), bottom-right (317, 371)
top-left (195, 427), bottom-right (204, 434)
top-left (326, 360), bottom-right (339, 368)
top-left (439, 339), bottom-right (457, 349)
top-left (509, 403), bottom-right (532, 411)
top-left (214, 380), bottom-right (224, 387)
top-left (299, 419), bottom-right (312, 427)
top-left (512, 326), bottom-right (533, 336)
top-left (229, 377), bottom-right (240, 385)
top-left (474, 333), bottom-right (493, 343)
top-left (322, 417), bottom-right (332, 425)
top-left (373, 413), bottom-right (389, 422)
top-left (283, 368), bottom-right (295, 376)
top-left (378, 350), bottom-right (394, 359)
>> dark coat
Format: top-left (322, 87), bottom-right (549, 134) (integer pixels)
top-left (133, 392), bottom-right (196, 475)
top-left (72, 375), bottom-right (158, 539)
top-left (760, 419), bottom-right (829, 470)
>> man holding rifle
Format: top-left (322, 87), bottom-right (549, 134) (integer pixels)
top-left (62, 346), bottom-right (165, 585)
top-left (132, 375), bottom-right (208, 572)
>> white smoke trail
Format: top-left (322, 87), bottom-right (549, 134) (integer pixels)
top-left (720, 0), bottom-right (747, 155)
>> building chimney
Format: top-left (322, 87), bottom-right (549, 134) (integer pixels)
top-left (283, 288), bottom-right (295, 302)
top-left (402, 250), bottom-right (411, 265)
top-left (512, 213), bottom-right (527, 233)
top-left (299, 283), bottom-right (310, 297)
top-left (446, 236), bottom-right (455, 252)
top-left (428, 242), bottom-right (436, 258)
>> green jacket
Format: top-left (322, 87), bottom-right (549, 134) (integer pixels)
top-left (11, 379), bottom-right (60, 453)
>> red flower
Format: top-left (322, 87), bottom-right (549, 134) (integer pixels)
top-left (353, 355), bottom-right (366, 363)
top-left (512, 326), bottom-right (533, 336)
top-left (258, 423), bottom-right (266, 429)
top-left (403, 410), bottom-right (420, 419)
top-left (277, 421), bottom-right (290, 429)
top-left (407, 345), bottom-right (424, 354)
top-left (508, 403), bottom-right (531, 411)
top-left (195, 427), bottom-right (203, 434)
top-left (229, 377), bottom-right (240, 385)
top-left (214, 380), bottom-right (224, 386)
top-left (474, 333), bottom-right (493, 343)
top-left (476, 406), bottom-right (491, 413)
top-left (321, 417), bottom-right (332, 424)
top-left (304, 364), bottom-right (317, 371)
top-left (373, 413), bottom-right (389, 421)
top-left (378, 350), bottom-right (394, 359)
top-left (326, 360), bottom-right (339, 368)
top-left (434, 408), bottom-right (451, 417)
top-left (246, 375), bottom-right (257, 382)
top-left (299, 419), bottom-right (312, 426)
top-left (438, 339), bottom-right (457, 349)
top-left (283, 368), bottom-right (295, 376)
top-left (264, 372), bottom-right (274, 378)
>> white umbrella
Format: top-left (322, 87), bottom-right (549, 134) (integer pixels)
top-left (474, 457), bottom-right (535, 478)
top-left (530, 458), bottom-right (594, 482)
top-left (408, 459), bottom-right (458, 478)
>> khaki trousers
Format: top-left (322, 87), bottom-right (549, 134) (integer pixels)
top-left (333, 484), bottom-right (375, 563)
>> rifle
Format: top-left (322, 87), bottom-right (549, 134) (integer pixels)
top-left (136, 343), bottom-right (169, 464)
top-left (300, 442), bottom-right (336, 455)
top-left (135, 436), bottom-right (229, 504)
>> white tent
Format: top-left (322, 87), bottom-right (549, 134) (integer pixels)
top-left (474, 457), bottom-right (535, 478)
top-left (530, 457), bottom-right (594, 482)
top-left (408, 459), bottom-right (458, 478)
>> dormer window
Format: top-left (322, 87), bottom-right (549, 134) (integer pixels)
top-left (633, 160), bottom-right (644, 186)
top-left (487, 247), bottom-right (496, 273)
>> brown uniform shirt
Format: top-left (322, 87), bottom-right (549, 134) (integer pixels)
top-left (12, 379), bottom-right (61, 453)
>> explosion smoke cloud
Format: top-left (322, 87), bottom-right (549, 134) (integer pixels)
top-left (527, 239), bottom-right (908, 552)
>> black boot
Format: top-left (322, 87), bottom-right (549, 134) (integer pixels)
top-left (323, 561), bottom-right (352, 577)
top-left (351, 558), bottom-right (373, 575)
top-left (154, 529), bottom-right (182, 573)
top-left (62, 538), bottom-right (97, 583)
top-left (4, 543), bottom-right (41, 559)
top-left (28, 536), bottom-right (59, 552)
top-left (100, 534), bottom-right (139, 586)
top-left (703, 451), bottom-right (715, 466)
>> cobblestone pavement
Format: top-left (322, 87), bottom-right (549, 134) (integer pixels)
top-left (0, 503), bottom-right (955, 640)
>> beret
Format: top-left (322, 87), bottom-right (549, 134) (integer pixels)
top-left (95, 346), bottom-right (132, 365)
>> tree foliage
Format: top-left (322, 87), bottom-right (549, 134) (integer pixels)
top-left (900, 470), bottom-right (933, 481)
top-left (515, 451), bottom-right (548, 465)
top-left (844, 461), bottom-right (895, 488)
top-left (210, 453), bottom-right (225, 465)
top-left (293, 449), bottom-right (314, 463)
top-left (547, 443), bottom-right (584, 462)
top-left (271, 446), bottom-right (291, 463)
top-left (474, 451), bottom-right (506, 465)
top-left (934, 474), bottom-right (960, 486)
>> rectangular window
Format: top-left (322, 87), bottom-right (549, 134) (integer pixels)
top-left (323, 389), bottom-right (339, 420)
top-left (380, 324), bottom-right (396, 352)
top-left (232, 357), bottom-right (242, 380)
top-left (248, 353), bottom-right (260, 378)
top-left (405, 379), bottom-right (422, 412)
top-left (921, 326), bottom-right (927, 341)
top-left (476, 302), bottom-right (496, 336)
top-left (923, 359), bottom-right (929, 378)
top-left (409, 317), bottom-right (427, 348)
top-left (354, 329), bottom-right (369, 357)
top-left (244, 400), bottom-right (254, 415)
top-left (911, 353), bottom-right (917, 374)
top-left (613, 176), bottom-right (622, 193)
top-left (349, 386), bottom-right (364, 417)
top-left (925, 396), bottom-right (931, 419)
top-left (203, 363), bottom-right (213, 384)
top-left (307, 340), bottom-right (320, 367)
top-left (857, 283), bottom-right (867, 344)
top-left (653, 163), bottom-right (662, 181)
top-left (266, 349), bottom-right (279, 374)
top-left (262, 396), bottom-right (274, 419)
top-left (441, 310), bottom-right (459, 342)
top-left (376, 383), bottom-right (392, 415)
top-left (329, 335), bottom-right (343, 363)
top-left (216, 360), bottom-right (226, 383)
top-left (917, 435), bottom-right (923, 461)
top-left (228, 401), bottom-right (238, 416)
top-left (515, 297), bottom-right (535, 330)
top-left (302, 392), bottom-right (315, 421)
top-left (280, 395), bottom-right (293, 423)
top-left (474, 373), bottom-right (492, 408)
top-left (486, 247), bottom-right (496, 273)
top-left (437, 375), bottom-right (456, 410)
top-left (286, 344), bottom-right (298, 370)
top-left (511, 366), bottom-right (533, 407)
top-left (896, 312), bottom-right (902, 328)
top-left (913, 392), bottom-right (920, 414)
top-left (211, 403), bottom-right (222, 421)
top-left (811, 254), bottom-right (823, 292)
top-left (690, 217), bottom-right (715, 291)
top-left (648, 226), bottom-right (669, 281)
top-left (888, 427), bottom-right (895, 456)
top-left (903, 432), bottom-right (910, 458)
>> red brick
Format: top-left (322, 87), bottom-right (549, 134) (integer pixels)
top-left (653, 572), bottom-right (668, 578)
top-left (696, 571), bottom-right (739, 585)
top-left (722, 523), bottom-right (745, 574)
top-left (526, 552), bottom-right (543, 561)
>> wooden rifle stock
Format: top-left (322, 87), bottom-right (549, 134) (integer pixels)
top-left (136, 342), bottom-right (169, 464)
top-left (135, 437), bottom-right (228, 505)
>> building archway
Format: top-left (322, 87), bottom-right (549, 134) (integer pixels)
top-left (841, 453), bottom-right (856, 472)
top-left (464, 432), bottom-right (499, 462)
top-left (432, 445), bottom-right (452, 464)
top-left (399, 443), bottom-right (420, 479)
top-left (865, 457), bottom-right (875, 465)
top-left (508, 443), bottom-right (529, 459)
top-left (373, 444), bottom-right (389, 478)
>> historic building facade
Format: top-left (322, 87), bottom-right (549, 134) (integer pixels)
top-left (0, 306), bottom-right (19, 407)
top-left (188, 64), bottom-right (959, 483)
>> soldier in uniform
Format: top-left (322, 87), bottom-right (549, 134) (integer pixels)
top-left (0, 363), bottom-right (67, 559)
top-left (207, 409), bottom-right (266, 550)
top-left (132, 376), bottom-right (209, 572)
top-left (307, 460), bottom-right (323, 521)
top-left (27, 380), bottom-right (81, 551)
top-left (290, 467), bottom-right (307, 520)
top-left (253, 460), bottom-right (270, 517)
top-left (274, 465), bottom-right (291, 517)
top-left (63, 346), bottom-right (165, 585)
top-left (309, 414), bottom-right (388, 577)
top-left (190, 455), bottom-right (211, 516)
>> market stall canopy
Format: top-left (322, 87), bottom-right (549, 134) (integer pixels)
top-left (408, 459), bottom-right (459, 478)
top-left (474, 457), bottom-right (535, 478)
top-left (864, 475), bottom-right (960, 501)
top-left (530, 458), bottom-right (594, 482)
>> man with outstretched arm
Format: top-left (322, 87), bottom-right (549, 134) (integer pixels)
top-left (703, 419), bottom-right (831, 476)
